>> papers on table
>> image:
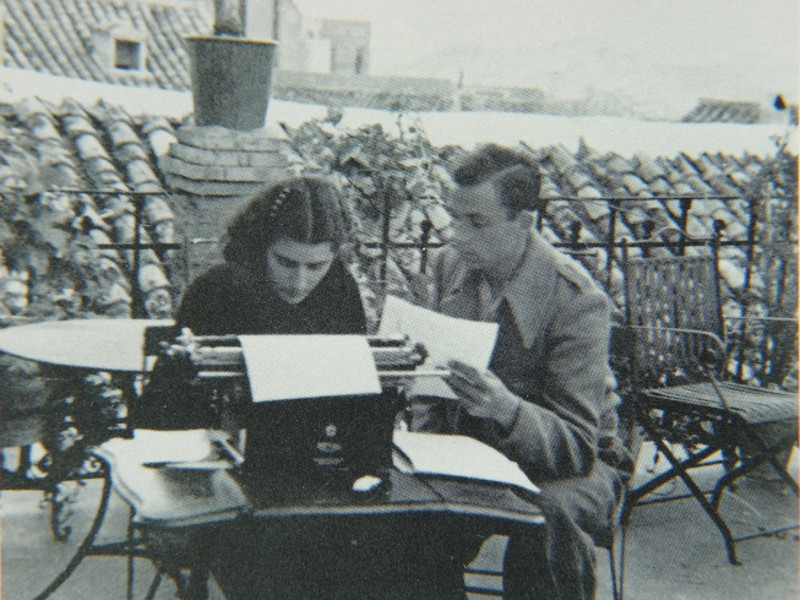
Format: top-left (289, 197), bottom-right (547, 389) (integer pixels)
top-left (238, 335), bottom-right (382, 402)
top-left (393, 431), bottom-right (540, 495)
top-left (129, 429), bottom-right (217, 465)
top-left (98, 430), bottom-right (249, 522)
top-left (102, 429), bottom-right (240, 470)
top-left (378, 295), bottom-right (499, 399)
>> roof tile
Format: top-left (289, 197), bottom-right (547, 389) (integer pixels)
top-left (620, 173), bottom-right (649, 195)
top-left (5, 0), bottom-right (209, 90)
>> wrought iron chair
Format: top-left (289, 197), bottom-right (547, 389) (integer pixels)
top-left (621, 253), bottom-right (798, 565)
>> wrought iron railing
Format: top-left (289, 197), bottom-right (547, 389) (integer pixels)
top-left (10, 188), bottom-right (792, 382)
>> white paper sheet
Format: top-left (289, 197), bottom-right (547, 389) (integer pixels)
top-left (393, 431), bottom-right (540, 494)
top-left (378, 295), bottom-right (499, 399)
top-left (124, 429), bottom-right (215, 464)
top-left (238, 335), bottom-right (382, 402)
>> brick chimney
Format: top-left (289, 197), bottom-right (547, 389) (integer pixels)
top-left (162, 0), bottom-right (288, 198)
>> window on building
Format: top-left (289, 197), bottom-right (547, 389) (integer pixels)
top-left (114, 39), bottom-right (141, 70)
top-left (329, 46), bottom-right (337, 73)
top-left (355, 48), bottom-right (365, 75)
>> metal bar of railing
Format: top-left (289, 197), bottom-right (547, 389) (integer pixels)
top-left (360, 238), bottom-right (762, 251)
top-left (379, 188), bottom-right (392, 294)
top-left (606, 201), bottom-right (619, 290)
top-left (677, 199), bottom-right (692, 256)
top-left (96, 243), bottom-right (182, 250)
top-left (32, 189), bottom-right (791, 203)
top-left (419, 220), bottom-right (433, 274)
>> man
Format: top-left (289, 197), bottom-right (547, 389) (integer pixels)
top-left (409, 144), bottom-right (632, 600)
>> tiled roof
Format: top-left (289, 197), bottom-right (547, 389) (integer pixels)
top-left (3, 0), bottom-right (211, 91)
top-left (526, 144), bottom-right (786, 304)
top-left (0, 95), bottom-right (795, 326)
top-left (682, 100), bottom-right (763, 124)
top-left (0, 95), bottom-right (183, 319)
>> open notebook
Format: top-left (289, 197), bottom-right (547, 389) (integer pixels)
top-left (392, 431), bottom-right (540, 495)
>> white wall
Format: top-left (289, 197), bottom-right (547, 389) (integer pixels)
top-left (2, 68), bottom-right (795, 158)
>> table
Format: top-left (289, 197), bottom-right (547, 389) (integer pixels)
top-left (96, 432), bottom-right (545, 600)
top-left (0, 319), bottom-right (176, 543)
top-left (0, 318), bottom-right (175, 372)
top-left (1, 320), bottom-right (545, 599)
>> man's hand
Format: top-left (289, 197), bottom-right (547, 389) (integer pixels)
top-left (443, 359), bottom-right (521, 432)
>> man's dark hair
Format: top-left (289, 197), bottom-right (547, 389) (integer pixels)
top-left (222, 176), bottom-right (346, 271)
top-left (452, 143), bottom-right (543, 215)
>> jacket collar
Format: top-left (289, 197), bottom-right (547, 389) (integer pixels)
top-left (498, 227), bottom-right (558, 349)
top-left (457, 226), bottom-right (557, 349)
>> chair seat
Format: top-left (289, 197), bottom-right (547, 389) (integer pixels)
top-left (642, 382), bottom-right (798, 425)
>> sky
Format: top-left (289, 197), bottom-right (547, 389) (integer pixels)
top-left (293, 0), bottom-right (799, 118)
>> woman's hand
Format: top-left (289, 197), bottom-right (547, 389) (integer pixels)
top-left (443, 359), bottom-right (521, 432)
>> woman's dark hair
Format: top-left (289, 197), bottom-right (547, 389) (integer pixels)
top-left (222, 176), bottom-right (346, 269)
top-left (451, 143), bottom-right (543, 215)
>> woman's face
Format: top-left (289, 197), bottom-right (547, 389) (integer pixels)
top-left (265, 238), bottom-right (336, 304)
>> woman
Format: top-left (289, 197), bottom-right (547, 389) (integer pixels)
top-left (178, 175), bottom-right (365, 336)
top-left (136, 176), bottom-right (366, 429)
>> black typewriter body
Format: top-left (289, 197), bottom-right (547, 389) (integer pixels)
top-left (242, 390), bottom-right (401, 501)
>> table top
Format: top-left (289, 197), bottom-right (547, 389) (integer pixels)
top-left (96, 432), bottom-right (544, 531)
top-left (0, 318), bottom-right (174, 372)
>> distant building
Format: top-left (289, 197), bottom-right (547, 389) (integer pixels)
top-left (269, 0), bottom-right (370, 75)
top-left (319, 18), bottom-right (369, 75)
top-left (1, 0), bottom-right (371, 90)
top-left (2, 0), bottom-right (210, 90)
top-left (682, 98), bottom-right (798, 125)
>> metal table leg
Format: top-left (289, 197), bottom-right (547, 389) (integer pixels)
top-left (31, 469), bottom-right (112, 600)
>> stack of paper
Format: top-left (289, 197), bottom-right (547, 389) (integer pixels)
top-left (393, 430), bottom-right (540, 494)
top-left (97, 430), bottom-right (249, 522)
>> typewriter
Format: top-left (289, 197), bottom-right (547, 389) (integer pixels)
top-left (145, 328), bottom-right (434, 501)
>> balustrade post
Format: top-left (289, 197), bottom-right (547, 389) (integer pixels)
top-left (419, 219), bottom-right (433, 274)
top-left (605, 200), bottom-right (619, 291)
top-left (677, 198), bottom-right (692, 256)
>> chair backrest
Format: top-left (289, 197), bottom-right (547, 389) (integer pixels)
top-left (631, 325), bottom-right (727, 389)
top-left (622, 253), bottom-right (727, 386)
top-left (623, 255), bottom-right (723, 337)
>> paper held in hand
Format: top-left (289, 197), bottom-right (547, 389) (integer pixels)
top-left (393, 431), bottom-right (540, 494)
top-left (378, 295), bottom-right (499, 399)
